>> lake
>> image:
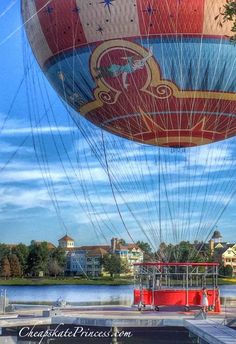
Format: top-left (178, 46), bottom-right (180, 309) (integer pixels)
top-left (0, 284), bottom-right (235, 305)
top-left (0, 285), bottom-right (235, 343)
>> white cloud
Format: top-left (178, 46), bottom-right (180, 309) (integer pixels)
top-left (0, 141), bottom-right (33, 154)
top-left (1, 126), bottom-right (76, 136)
top-left (0, 186), bottom-right (52, 209)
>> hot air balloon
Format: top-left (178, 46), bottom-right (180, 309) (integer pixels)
top-left (21, 0), bottom-right (236, 148)
top-left (19, 0), bottom-right (236, 260)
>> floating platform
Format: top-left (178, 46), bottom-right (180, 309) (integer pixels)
top-left (185, 319), bottom-right (236, 344)
top-left (0, 305), bottom-right (236, 344)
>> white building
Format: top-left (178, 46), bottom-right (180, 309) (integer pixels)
top-left (222, 244), bottom-right (236, 276)
top-left (111, 238), bottom-right (144, 274)
top-left (58, 235), bottom-right (143, 276)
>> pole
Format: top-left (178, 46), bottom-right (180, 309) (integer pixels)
top-left (3, 289), bottom-right (6, 314)
top-left (158, 147), bottom-right (162, 247)
top-left (152, 267), bottom-right (155, 309)
top-left (186, 266), bottom-right (189, 308)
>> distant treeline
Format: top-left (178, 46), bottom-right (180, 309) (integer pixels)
top-left (0, 241), bottom-right (66, 278)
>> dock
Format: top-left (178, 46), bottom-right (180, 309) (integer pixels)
top-left (185, 319), bottom-right (236, 344)
top-left (0, 306), bottom-right (235, 343)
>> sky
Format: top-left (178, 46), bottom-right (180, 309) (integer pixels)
top-left (0, 0), bottom-right (236, 250)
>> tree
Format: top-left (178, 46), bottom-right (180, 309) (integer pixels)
top-left (50, 247), bottom-right (66, 269)
top-left (1, 256), bottom-right (11, 279)
top-left (157, 242), bottom-right (174, 261)
top-left (27, 241), bottom-right (50, 276)
top-left (12, 244), bottom-right (29, 275)
top-left (177, 241), bottom-right (195, 263)
top-left (219, 263), bottom-right (233, 277)
top-left (9, 254), bottom-right (22, 277)
top-left (156, 241), bottom-right (211, 263)
top-left (119, 239), bottom-right (126, 246)
top-left (216, 1), bottom-right (236, 41)
top-left (48, 259), bottom-right (63, 277)
top-left (136, 241), bottom-right (153, 261)
top-left (102, 254), bottom-right (124, 278)
top-left (0, 244), bottom-right (10, 263)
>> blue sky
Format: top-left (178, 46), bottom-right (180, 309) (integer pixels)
top-left (0, 0), bottom-right (236, 251)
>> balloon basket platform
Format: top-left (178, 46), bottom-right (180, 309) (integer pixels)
top-left (133, 262), bottom-right (221, 313)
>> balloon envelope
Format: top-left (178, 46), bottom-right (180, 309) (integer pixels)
top-left (22, 0), bottom-right (236, 147)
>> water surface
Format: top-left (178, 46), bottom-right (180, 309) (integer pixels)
top-left (0, 284), bottom-right (235, 305)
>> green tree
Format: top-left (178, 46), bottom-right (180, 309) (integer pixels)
top-left (27, 241), bottom-right (50, 276)
top-left (177, 241), bottom-right (195, 262)
top-left (0, 244), bottom-right (10, 263)
top-left (9, 254), bottom-right (22, 277)
top-left (136, 241), bottom-right (153, 261)
top-left (157, 242), bottom-right (174, 261)
top-left (12, 244), bottom-right (29, 275)
top-left (216, 1), bottom-right (236, 41)
top-left (50, 247), bottom-right (66, 269)
top-left (219, 263), bottom-right (233, 277)
top-left (1, 256), bottom-right (11, 279)
top-left (102, 254), bottom-right (124, 278)
top-left (119, 239), bottom-right (126, 246)
top-left (156, 241), bottom-right (211, 263)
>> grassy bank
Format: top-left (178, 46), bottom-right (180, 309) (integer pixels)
top-left (0, 277), bottom-right (133, 286)
top-left (0, 276), bottom-right (235, 286)
top-left (218, 277), bottom-right (236, 285)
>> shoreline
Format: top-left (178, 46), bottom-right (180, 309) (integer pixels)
top-left (0, 277), bottom-right (133, 286)
top-left (0, 277), bottom-right (235, 286)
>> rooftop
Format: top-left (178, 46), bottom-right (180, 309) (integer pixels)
top-left (212, 230), bottom-right (222, 239)
top-left (34, 241), bottom-right (56, 250)
top-left (116, 243), bottom-right (142, 251)
top-left (78, 245), bottom-right (110, 251)
top-left (58, 235), bottom-right (74, 242)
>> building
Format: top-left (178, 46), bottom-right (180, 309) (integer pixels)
top-left (222, 244), bottom-right (236, 276)
top-left (86, 247), bottom-right (109, 277)
top-left (74, 246), bottom-right (109, 277)
top-left (59, 235), bottom-right (143, 276)
top-left (58, 235), bottom-right (75, 249)
top-left (66, 249), bottom-right (87, 275)
top-left (209, 229), bottom-right (223, 255)
top-left (111, 238), bottom-right (144, 274)
top-left (207, 230), bottom-right (236, 276)
top-left (59, 235), bottom-right (110, 276)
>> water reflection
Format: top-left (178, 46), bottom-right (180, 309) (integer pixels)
top-left (0, 285), bottom-right (235, 306)
top-left (0, 285), bottom-right (134, 306)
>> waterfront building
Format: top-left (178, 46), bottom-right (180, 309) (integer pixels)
top-left (66, 249), bottom-right (87, 276)
top-left (86, 247), bottom-right (109, 277)
top-left (222, 244), bottom-right (236, 276)
top-left (58, 235), bottom-right (143, 276)
top-left (61, 239), bottom-right (110, 276)
top-left (209, 229), bottom-right (223, 255)
top-left (111, 238), bottom-right (144, 274)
